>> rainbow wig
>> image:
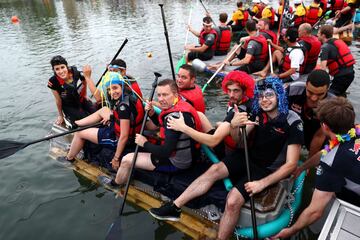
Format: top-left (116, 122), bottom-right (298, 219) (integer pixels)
top-left (97, 71), bottom-right (125, 107)
top-left (222, 70), bottom-right (255, 103)
top-left (252, 76), bottom-right (288, 116)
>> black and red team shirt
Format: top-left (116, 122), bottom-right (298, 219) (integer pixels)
top-left (315, 137), bottom-right (360, 206)
top-left (287, 81), bottom-right (334, 149)
top-left (247, 110), bottom-right (304, 171)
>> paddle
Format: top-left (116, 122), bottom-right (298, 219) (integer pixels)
top-left (268, 42), bottom-right (274, 74)
top-left (0, 122), bottom-right (102, 160)
top-left (201, 42), bottom-right (243, 93)
top-left (313, 10), bottom-right (332, 29)
top-left (175, 5), bottom-right (193, 74)
top-left (276, 0), bottom-right (288, 45)
top-left (242, 126), bottom-right (258, 239)
top-left (159, 4), bottom-right (176, 80)
top-left (78, 38), bottom-right (129, 92)
top-left (198, 0), bottom-right (217, 26)
top-left (105, 72), bottom-right (160, 240)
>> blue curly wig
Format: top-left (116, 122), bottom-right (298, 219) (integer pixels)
top-left (252, 76), bottom-right (288, 116)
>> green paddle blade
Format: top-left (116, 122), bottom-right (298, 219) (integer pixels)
top-left (175, 55), bottom-right (186, 74)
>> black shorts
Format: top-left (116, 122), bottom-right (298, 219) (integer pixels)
top-left (335, 14), bottom-right (353, 28)
top-left (150, 155), bottom-right (180, 173)
top-left (329, 69), bottom-right (355, 96)
top-left (222, 149), bottom-right (271, 201)
top-left (235, 63), bottom-right (265, 74)
top-left (63, 99), bottom-right (97, 123)
top-left (188, 50), bottom-right (214, 61)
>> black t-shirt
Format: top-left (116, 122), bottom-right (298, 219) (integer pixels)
top-left (315, 137), bottom-right (360, 206)
top-left (287, 82), bottom-right (333, 149)
top-left (249, 111), bottom-right (304, 171)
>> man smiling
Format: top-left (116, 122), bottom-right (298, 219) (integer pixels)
top-left (149, 76), bottom-right (304, 240)
top-left (110, 79), bottom-right (202, 186)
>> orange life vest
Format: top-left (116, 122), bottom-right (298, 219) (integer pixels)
top-left (113, 95), bottom-right (145, 138)
top-left (243, 34), bottom-right (269, 62)
top-left (216, 26), bottom-right (231, 52)
top-left (326, 39), bottom-right (355, 76)
top-left (299, 35), bottom-right (321, 73)
top-left (179, 85), bottom-right (206, 113)
top-left (199, 29), bottom-right (218, 51)
top-left (306, 5), bottom-right (321, 25)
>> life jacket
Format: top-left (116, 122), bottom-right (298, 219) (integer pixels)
top-left (123, 75), bottom-right (143, 98)
top-left (234, 8), bottom-right (249, 27)
top-left (255, 3), bottom-right (265, 19)
top-left (281, 45), bottom-right (306, 74)
top-left (278, 5), bottom-right (293, 15)
top-left (326, 38), bottom-right (355, 76)
top-left (158, 100), bottom-right (202, 161)
top-left (259, 30), bottom-right (277, 52)
top-left (306, 5), bottom-right (321, 25)
top-left (216, 26), bottom-right (231, 53)
top-left (52, 66), bottom-right (86, 107)
top-left (330, 0), bottom-right (345, 11)
top-left (294, 4), bottom-right (307, 27)
top-left (179, 85), bottom-right (206, 113)
top-left (262, 6), bottom-right (276, 27)
top-left (320, 0), bottom-right (328, 13)
top-left (299, 35), bottom-right (321, 73)
top-left (199, 29), bottom-right (218, 51)
top-left (243, 34), bottom-right (269, 62)
top-left (112, 94), bottom-right (145, 139)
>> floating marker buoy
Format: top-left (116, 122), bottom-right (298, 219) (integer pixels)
top-left (147, 52), bottom-right (152, 58)
top-left (11, 16), bottom-right (20, 24)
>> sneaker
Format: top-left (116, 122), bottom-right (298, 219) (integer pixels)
top-left (148, 202), bottom-right (181, 221)
top-left (56, 156), bottom-right (75, 164)
top-left (97, 175), bottom-right (121, 189)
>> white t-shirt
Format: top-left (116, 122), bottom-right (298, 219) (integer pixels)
top-left (287, 43), bottom-right (304, 81)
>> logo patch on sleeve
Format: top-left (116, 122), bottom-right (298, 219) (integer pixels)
top-left (316, 165), bottom-right (323, 175)
top-left (349, 139), bottom-right (360, 161)
top-left (297, 122), bottom-right (303, 132)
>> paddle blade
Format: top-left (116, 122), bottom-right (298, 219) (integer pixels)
top-left (105, 217), bottom-right (123, 240)
top-left (0, 141), bottom-right (26, 159)
top-left (175, 55), bottom-right (186, 74)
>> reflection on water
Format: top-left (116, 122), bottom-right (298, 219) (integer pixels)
top-left (0, 0), bottom-right (359, 239)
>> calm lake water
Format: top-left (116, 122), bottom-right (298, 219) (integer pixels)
top-left (0, 0), bottom-right (359, 239)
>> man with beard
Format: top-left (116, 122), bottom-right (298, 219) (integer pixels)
top-left (148, 77), bottom-right (304, 240)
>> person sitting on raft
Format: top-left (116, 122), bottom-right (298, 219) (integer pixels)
top-left (274, 97), bottom-right (360, 238)
top-left (214, 13), bottom-right (232, 56)
top-left (58, 72), bottom-right (144, 171)
top-left (149, 76), bottom-right (304, 240)
top-left (255, 27), bottom-right (305, 83)
top-left (176, 64), bottom-right (206, 113)
top-left (227, 1), bottom-right (249, 32)
top-left (210, 20), bottom-right (269, 74)
top-left (287, 70), bottom-right (334, 163)
top-left (186, 16), bottom-right (218, 63)
top-left (106, 79), bottom-right (202, 187)
top-left (82, 58), bottom-right (143, 107)
top-left (47, 55), bottom-right (98, 125)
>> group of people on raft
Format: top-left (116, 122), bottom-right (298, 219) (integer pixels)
top-left (48, 24), bottom-right (359, 238)
top-left (185, 0), bottom-right (358, 94)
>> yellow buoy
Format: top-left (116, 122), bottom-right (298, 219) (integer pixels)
top-left (147, 52), bottom-right (152, 58)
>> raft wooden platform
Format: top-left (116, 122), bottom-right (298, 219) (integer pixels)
top-left (49, 146), bottom-right (218, 239)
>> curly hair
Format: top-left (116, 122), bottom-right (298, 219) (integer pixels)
top-left (252, 76), bottom-right (288, 116)
top-left (222, 70), bottom-right (255, 103)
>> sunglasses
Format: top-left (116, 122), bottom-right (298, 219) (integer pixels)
top-left (108, 64), bottom-right (125, 70)
top-left (259, 89), bottom-right (276, 100)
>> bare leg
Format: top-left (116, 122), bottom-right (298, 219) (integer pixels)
top-left (75, 107), bottom-right (110, 126)
top-left (115, 152), bottom-right (155, 185)
top-left (173, 162), bottom-right (229, 207)
top-left (66, 128), bottom-right (99, 159)
top-left (217, 188), bottom-right (245, 240)
top-left (254, 50), bottom-right (283, 78)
